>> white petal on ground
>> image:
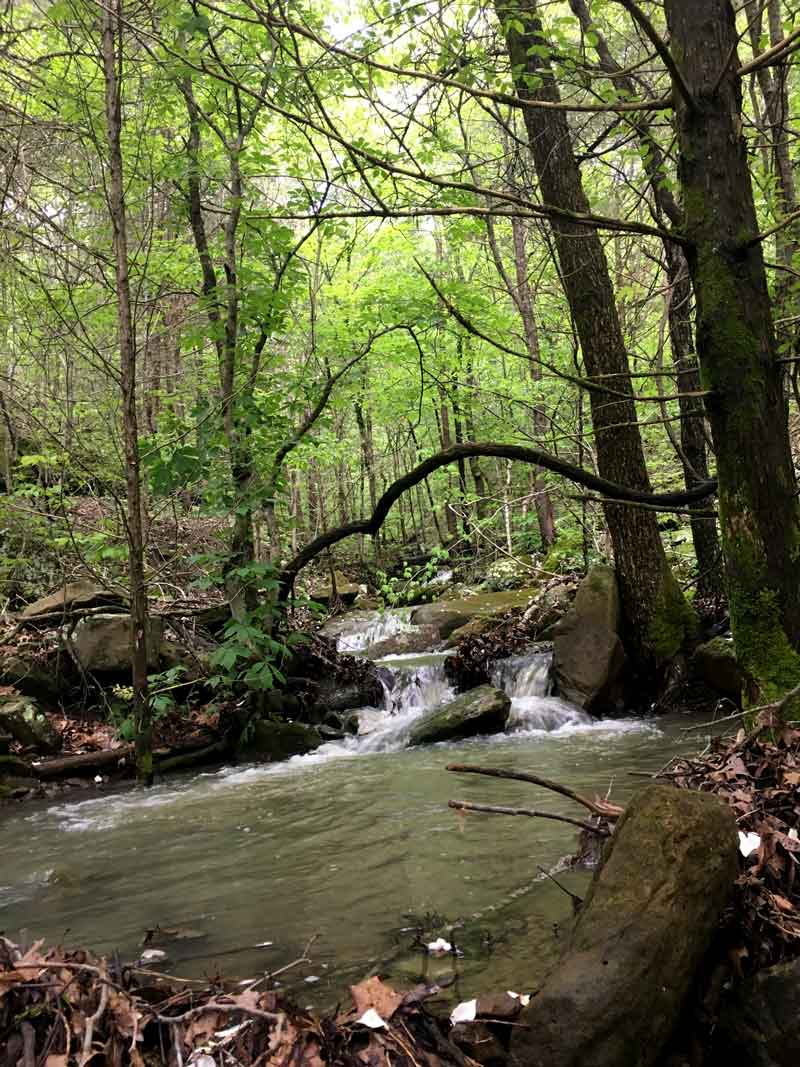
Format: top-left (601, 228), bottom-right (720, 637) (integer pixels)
top-left (507, 991), bottom-right (531, 1006)
top-left (426, 937), bottom-right (452, 954)
top-left (356, 1009), bottom-right (387, 1029)
top-left (738, 831), bottom-right (761, 857)
top-left (450, 1000), bottom-right (477, 1024)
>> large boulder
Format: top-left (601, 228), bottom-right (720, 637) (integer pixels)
top-left (712, 958), bottom-right (800, 1066)
top-left (71, 614), bottom-right (164, 673)
top-left (410, 603), bottom-right (473, 639)
top-left (0, 694), bottom-right (61, 754)
top-left (511, 784), bottom-right (738, 1067)
top-left (408, 685), bottom-right (510, 745)
top-left (692, 637), bottom-right (743, 704)
top-left (553, 565), bottom-right (626, 712)
top-left (367, 625), bottom-right (440, 659)
top-left (310, 571), bottom-right (361, 606)
top-left (21, 581), bottom-right (126, 619)
top-left (236, 719), bottom-right (322, 762)
top-left (0, 650), bottom-right (69, 702)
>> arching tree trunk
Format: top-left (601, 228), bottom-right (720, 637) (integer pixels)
top-left (665, 0), bottom-right (800, 698)
top-left (495, 0), bottom-right (695, 674)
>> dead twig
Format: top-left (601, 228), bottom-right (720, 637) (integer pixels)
top-left (448, 799), bottom-right (609, 835)
top-left (446, 763), bottom-right (623, 818)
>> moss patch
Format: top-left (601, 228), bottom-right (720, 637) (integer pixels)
top-left (730, 587), bottom-right (800, 704)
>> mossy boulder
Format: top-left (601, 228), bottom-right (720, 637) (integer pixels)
top-left (72, 614), bottom-right (164, 673)
top-left (511, 784), bottom-right (737, 1067)
top-left (0, 695), bottom-right (61, 754)
top-left (408, 685), bottom-right (510, 745)
top-left (236, 719), bottom-right (322, 763)
top-left (410, 603), bottom-right (473, 639)
top-left (310, 570), bottom-right (361, 606)
top-left (553, 565), bottom-right (626, 712)
top-left (693, 637), bottom-right (743, 704)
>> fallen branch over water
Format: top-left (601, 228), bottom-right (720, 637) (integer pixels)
top-left (446, 762), bottom-right (624, 819)
top-left (448, 799), bottom-right (610, 835)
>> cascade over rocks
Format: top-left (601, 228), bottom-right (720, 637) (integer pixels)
top-left (552, 565), bottom-right (626, 712)
top-left (408, 685), bottom-right (510, 745)
top-left (511, 784), bottom-right (738, 1067)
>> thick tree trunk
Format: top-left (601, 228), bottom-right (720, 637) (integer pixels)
top-left (567, 0), bottom-right (721, 600)
top-left (510, 217), bottom-right (557, 547)
top-left (100, 0), bottom-right (151, 783)
top-left (665, 0), bottom-right (800, 698)
top-left (496, 0), bottom-right (694, 673)
top-left (663, 243), bottom-right (723, 601)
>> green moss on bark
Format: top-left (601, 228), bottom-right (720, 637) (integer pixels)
top-left (730, 587), bottom-right (800, 703)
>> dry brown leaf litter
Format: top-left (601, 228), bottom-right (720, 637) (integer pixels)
top-left (0, 940), bottom-right (476, 1067)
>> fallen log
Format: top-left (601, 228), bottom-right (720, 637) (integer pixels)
top-left (30, 738), bottom-right (226, 781)
top-left (31, 746), bottom-right (135, 779)
top-left (510, 784), bottom-right (737, 1067)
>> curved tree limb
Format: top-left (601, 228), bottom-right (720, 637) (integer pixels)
top-left (278, 441), bottom-right (718, 597)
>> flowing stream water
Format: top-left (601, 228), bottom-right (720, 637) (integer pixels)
top-left (1, 608), bottom-right (704, 1006)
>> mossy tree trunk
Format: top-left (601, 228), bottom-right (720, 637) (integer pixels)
top-left (665, 0), bottom-right (800, 698)
top-left (495, 0), bottom-right (695, 675)
top-left (566, 0), bottom-right (722, 603)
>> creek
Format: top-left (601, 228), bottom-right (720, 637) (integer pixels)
top-left (1, 607), bottom-right (702, 1006)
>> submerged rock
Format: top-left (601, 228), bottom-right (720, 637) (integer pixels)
top-left (552, 565), bottom-right (626, 713)
top-left (511, 784), bottom-right (737, 1067)
top-left (408, 685), bottom-right (510, 746)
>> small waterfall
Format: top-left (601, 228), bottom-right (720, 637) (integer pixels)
top-left (331, 609), bottom-right (413, 653)
top-left (383, 660), bottom-right (454, 715)
top-left (491, 651), bottom-right (591, 733)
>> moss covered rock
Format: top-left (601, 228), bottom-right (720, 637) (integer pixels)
top-left (693, 637), bottom-right (743, 704)
top-left (553, 565), bottom-right (626, 712)
top-left (511, 784), bottom-right (737, 1067)
top-left (236, 719), bottom-right (322, 763)
top-left (407, 685), bottom-right (510, 745)
top-left (0, 695), bottom-right (61, 754)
